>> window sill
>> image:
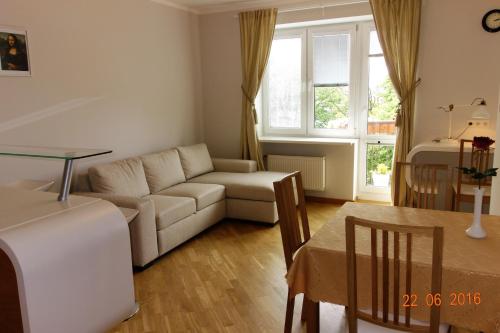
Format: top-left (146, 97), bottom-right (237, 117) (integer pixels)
top-left (259, 136), bottom-right (358, 145)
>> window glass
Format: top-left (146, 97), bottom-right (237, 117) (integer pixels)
top-left (313, 34), bottom-right (350, 85)
top-left (369, 30), bottom-right (383, 54)
top-left (313, 33), bottom-right (350, 130)
top-left (368, 31), bottom-right (397, 136)
top-left (366, 143), bottom-right (394, 187)
top-left (268, 37), bottom-right (302, 129)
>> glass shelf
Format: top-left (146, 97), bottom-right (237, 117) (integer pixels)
top-left (0, 145), bottom-right (112, 160)
top-left (0, 145), bottom-right (112, 201)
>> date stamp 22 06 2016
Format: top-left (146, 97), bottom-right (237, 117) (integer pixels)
top-left (403, 292), bottom-right (481, 307)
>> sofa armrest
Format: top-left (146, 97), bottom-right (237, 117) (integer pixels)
top-left (75, 192), bottom-right (159, 267)
top-left (211, 158), bottom-right (257, 173)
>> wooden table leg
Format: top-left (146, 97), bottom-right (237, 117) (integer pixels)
top-left (305, 297), bottom-right (319, 333)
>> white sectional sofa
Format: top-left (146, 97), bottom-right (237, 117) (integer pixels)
top-left (75, 143), bottom-right (288, 267)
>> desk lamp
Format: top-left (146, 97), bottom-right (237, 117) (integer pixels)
top-left (437, 97), bottom-right (489, 142)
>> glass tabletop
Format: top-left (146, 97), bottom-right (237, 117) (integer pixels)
top-left (0, 145), bottom-right (112, 160)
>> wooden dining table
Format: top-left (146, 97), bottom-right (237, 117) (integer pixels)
top-left (287, 202), bottom-right (500, 333)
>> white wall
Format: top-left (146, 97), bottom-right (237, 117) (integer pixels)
top-left (0, 0), bottom-right (203, 188)
top-left (199, 0), bottom-right (500, 201)
top-left (199, 11), bottom-right (242, 158)
top-left (415, 0), bottom-right (500, 143)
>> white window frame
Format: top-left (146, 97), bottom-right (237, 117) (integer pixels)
top-left (307, 24), bottom-right (358, 137)
top-left (262, 28), bottom-right (307, 136)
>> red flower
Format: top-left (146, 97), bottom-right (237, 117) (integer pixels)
top-left (472, 136), bottom-right (495, 151)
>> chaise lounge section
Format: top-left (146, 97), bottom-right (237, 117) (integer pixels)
top-left (75, 143), bottom-right (288, 267)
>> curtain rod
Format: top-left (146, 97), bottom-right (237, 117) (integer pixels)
top-left (233, 0), bottom-right (369, 18)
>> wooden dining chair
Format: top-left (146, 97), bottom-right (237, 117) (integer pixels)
top-left (452, 139), bottom-right (493, 212)
top-left (273, 171), bottom-right (311, 333)
top-left (345, 216), bottom-right (448, 333)
top-left (394, 162), bottom-right (450, 210)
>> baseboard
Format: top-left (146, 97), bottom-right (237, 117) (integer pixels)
top-left (305, 196), bottom-right (352, 205)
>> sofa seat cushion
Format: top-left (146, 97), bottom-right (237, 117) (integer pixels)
top-left (156, 183), bottom-right (225, 211)
top-left (188, 171), bottom-right (289, 202)
top-left (88, 158), bottom-right (150, 197)
top-left (147, 195), bottom-right (196, 230)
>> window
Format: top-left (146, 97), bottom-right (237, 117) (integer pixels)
top-left (261, 20), bottom-right (397, 199)
top-left (264, 30), bottom-right (306, 134)
top-left (263, 25), bottom-right (356, 136)
top-left (267, 37), bottom-right (302, 129)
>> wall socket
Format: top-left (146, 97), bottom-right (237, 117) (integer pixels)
top-left (467, 119), bottom-right (490, 128)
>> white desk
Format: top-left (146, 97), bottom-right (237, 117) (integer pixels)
top-left (407, 140), bottom-right (495, 163)
top-left (407, 140), bottom-right (464, 162)
top-left (0, 188), bottom-right (136, 333)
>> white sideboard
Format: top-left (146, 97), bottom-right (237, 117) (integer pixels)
top-left (0, 187), bottom-right (136, 333)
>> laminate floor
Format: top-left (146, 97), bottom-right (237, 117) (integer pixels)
top-left (110, 202), bottom-right (343, 333)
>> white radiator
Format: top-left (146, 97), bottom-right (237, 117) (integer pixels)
top-left (267, 155), bottom-right (326, 191)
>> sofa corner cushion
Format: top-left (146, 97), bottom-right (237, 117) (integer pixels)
top-left (188, 171), bottom-right (289, 202)
top-left (148, 195), bottom-right (196, 230)
top-left (177, 143), bottom-right (214, 179)
top-left (156, 183), bottom-right (225, 211)
top-left (141, 149), bottom-right (186, 193)
top-left (88, 158), bottom-right (150, 197)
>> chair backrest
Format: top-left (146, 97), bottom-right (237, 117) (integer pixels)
top-left (273, 171), bottom-right (310, 270)
top-left (345, 216), bottom-right (444, 333)
top-left (457, 139), bottom-right (493, 188)
top-left (394, 162), bottom-right (449, 210)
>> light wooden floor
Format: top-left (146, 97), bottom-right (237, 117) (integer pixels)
top-left (110, 201), bottom-right (474, 333)
top-left (110, 202), bottom-right (345, 333)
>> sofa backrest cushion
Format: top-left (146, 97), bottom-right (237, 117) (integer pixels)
top-left (141, 149), bottom-right (186, 193)
top-left (177, 143), bottom-right (214, 179)
top-left (88, 158), bottom-right (150, 197)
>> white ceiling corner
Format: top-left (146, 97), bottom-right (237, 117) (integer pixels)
top-left (149, 0), bottom-right (200, 14)
top-left (150, 0), bottom-right (369, 15)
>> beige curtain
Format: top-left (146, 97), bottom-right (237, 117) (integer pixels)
top-left (239, 8), bottom-right (278, 170)
top-left (370, 0), bottom-right (422, 205)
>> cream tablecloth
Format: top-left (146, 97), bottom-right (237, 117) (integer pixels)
top-left (287, 203), bottom-right (500, 333)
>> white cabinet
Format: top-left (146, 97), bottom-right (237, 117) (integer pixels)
top-left (0, 188), bottom-right (136, 332)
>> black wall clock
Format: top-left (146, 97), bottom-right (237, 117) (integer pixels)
top-left (482, 9), bottom-right (500, 33)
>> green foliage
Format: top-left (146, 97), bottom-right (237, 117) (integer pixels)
top-left (366, 145), bottom-right (394, 184)
top-left (313, 77), bottom-right (398, 129)
top-left (314, 86), bottom-right (349, 129)
top-left (369, 77), bottom-right (399, 121)
top-left (458, 167), bottom-right (498, 188)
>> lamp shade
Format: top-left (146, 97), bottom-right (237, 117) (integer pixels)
top-left (472, 102), bottom-right (490, 119)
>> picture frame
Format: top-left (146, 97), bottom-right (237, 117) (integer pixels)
top-left (0, 26), bottom-right (31, 77)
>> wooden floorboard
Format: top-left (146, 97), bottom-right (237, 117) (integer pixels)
top-left (110, 202), bottom-right (343, 333)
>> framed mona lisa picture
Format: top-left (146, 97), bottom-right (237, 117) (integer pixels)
top-left (0, 27), bottom-right (31, 76)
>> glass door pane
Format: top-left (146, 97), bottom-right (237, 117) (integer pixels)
top-left (367, 31), bottom-right (397, 136)
top-left (366, 143), bottom-right (394, 187)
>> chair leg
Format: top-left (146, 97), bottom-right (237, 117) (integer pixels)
top-left (301, 296), bottom-right (315, 321)
top-left (307, 299), bottom-right (320, 333)
top-left (284, 289), bottom-right (295, 333)
top-left (301, 298), bottom-right (308, 321)
top-left (451, 191), bottom-right (456, 211)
